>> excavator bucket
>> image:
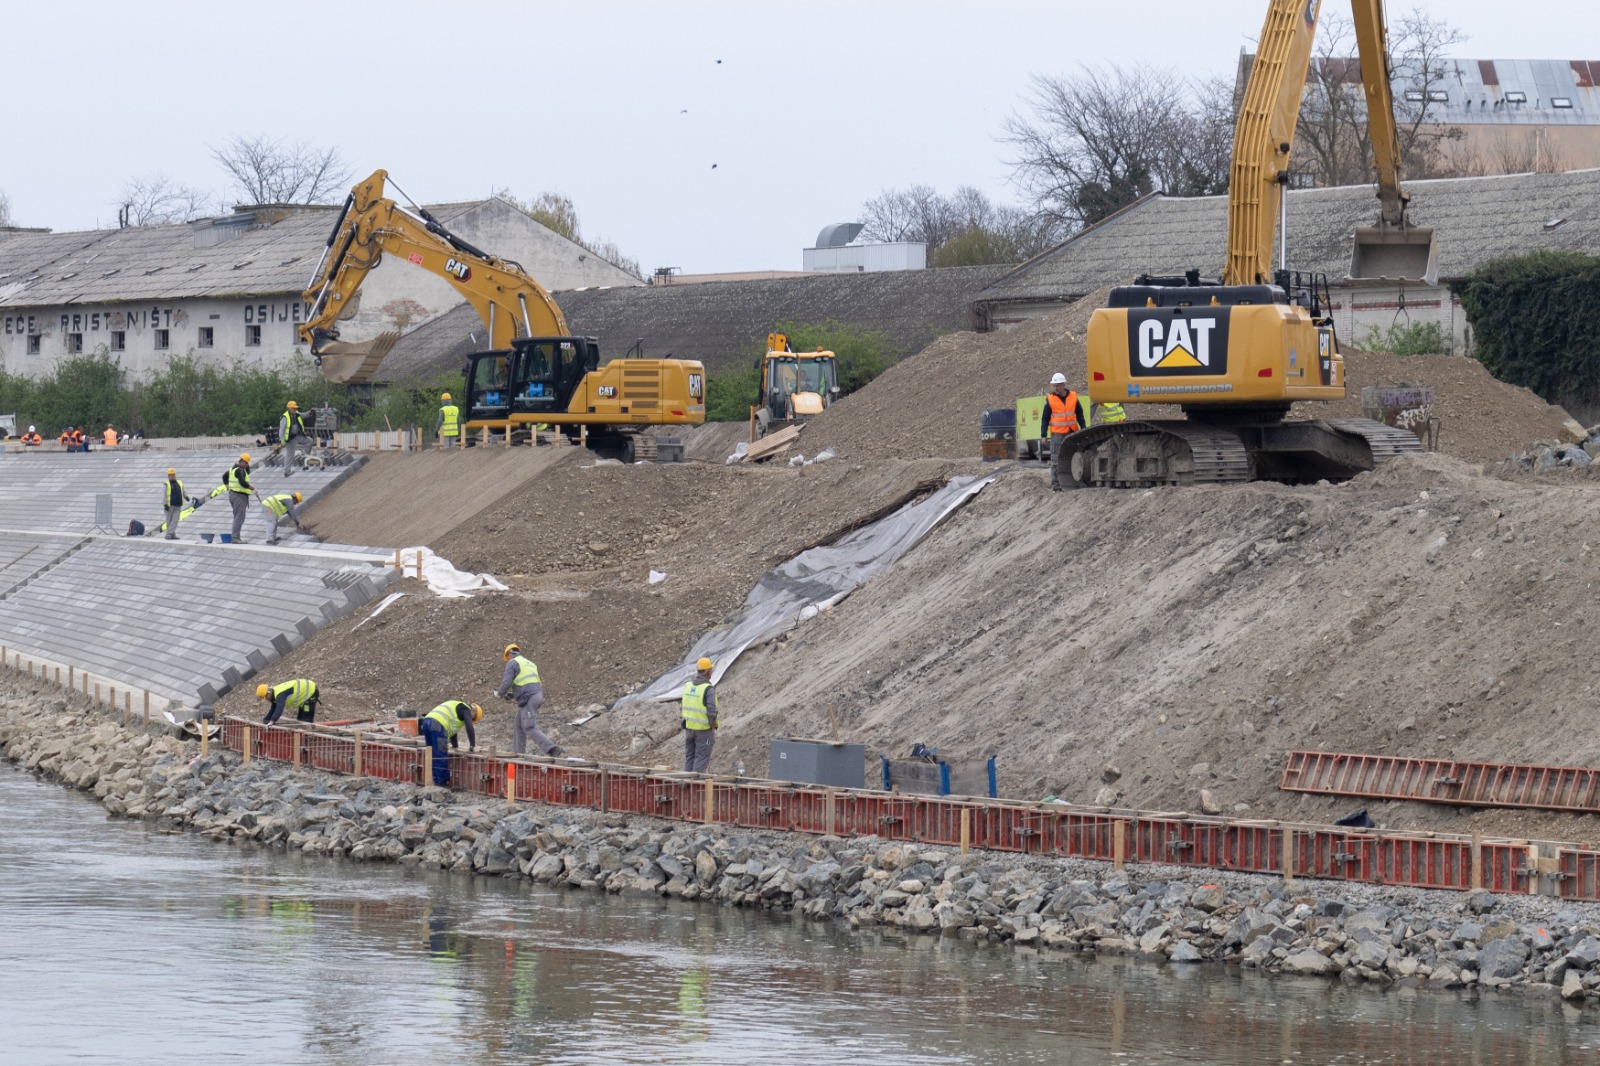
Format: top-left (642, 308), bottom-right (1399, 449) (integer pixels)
top-left (314, 331), bottom-right (400, 385)
top-left (1349, 224), bottom-right (1438, 286)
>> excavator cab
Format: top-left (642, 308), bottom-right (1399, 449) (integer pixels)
top-left (753, 332), bottom-right (839, 438)
top-left (464, 337), bottom-right (602, 422)
top-left (1349, 222), bottom-right (1438, 285)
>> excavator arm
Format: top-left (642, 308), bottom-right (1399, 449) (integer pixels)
top-left (300, 169), bottom-right (571, 384)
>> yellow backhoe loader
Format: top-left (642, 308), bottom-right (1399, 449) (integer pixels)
top-left (751, 332), bottom-right (839, 440)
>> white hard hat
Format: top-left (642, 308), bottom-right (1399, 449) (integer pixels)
top-left (1050, 373), bottom-right (1067, 386)
top-left (28, 426), bottom-right (35, 432)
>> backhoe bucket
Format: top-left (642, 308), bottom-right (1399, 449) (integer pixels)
top-left (1349, 224), bottom-right (1437, 286)
top-left (313, 331), bottom-right (400, 385)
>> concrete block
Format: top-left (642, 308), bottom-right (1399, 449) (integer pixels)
top-left (246, 650), bottom-right (268, 673)
top-left (271, 634), bottom-right (292, 656)
top-left (296, 618), bottom-right (319, 639)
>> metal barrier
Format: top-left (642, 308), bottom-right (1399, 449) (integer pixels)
top-left (1283, 749), bottom-right (1600, 815)
top-left (211, 716), bottom-right (1600, 901)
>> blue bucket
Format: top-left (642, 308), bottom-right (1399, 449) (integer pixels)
top-left (200, 533), bottom-right (215, 544)
top-left (218, 533), bottom-right (232, 544)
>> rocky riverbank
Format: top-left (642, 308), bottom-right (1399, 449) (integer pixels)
top-left (8, 688), bottom-right (1600, 1005)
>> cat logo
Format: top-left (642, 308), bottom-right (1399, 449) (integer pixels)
top-left (1126, 309), bottom-right (1230, 377)
top-left (444, 258), bottom-right (472, 282)
top-left (688, 373), bottom-right (703, 399)
top-left (597, 385), bottom-right (617, 398)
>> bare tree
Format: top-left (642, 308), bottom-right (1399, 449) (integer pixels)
top-left (115, 173), bottom-right (215, 226)
top-left (211, 134), bottom-right (352, 205)
top-left (859, 187), bottom-right (919, 242)
top-left (859, 184), bottom-right (1059, 265)
top-left (1389, 9), bottom-right (1470, 178)
top-left (496, 188), bottom-right (641, 278)
top-left (1002, 64), bottom-right (1200, 228)
top-left (0, 189), bottom-right (13, 228)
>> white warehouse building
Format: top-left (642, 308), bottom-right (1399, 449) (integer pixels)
top-left (0, 197), bottom-right (640, 380)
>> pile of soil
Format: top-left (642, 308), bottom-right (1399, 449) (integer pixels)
top-left (234, 293), bottom-right (1600, 847)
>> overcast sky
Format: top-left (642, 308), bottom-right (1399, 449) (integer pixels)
top-left (4, 0), bottom-right (1596, 274)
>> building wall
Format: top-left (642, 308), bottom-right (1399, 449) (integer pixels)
top-left (0, 294), bottom-right (309, 379)
top-left (803, 242), bottom-right (927, 273)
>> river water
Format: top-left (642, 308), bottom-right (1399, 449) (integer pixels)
top-left (5, 763), bottom-right (1599, 1065)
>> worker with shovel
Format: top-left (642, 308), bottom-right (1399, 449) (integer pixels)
top-left (681, 657), bottom-right (718, 773)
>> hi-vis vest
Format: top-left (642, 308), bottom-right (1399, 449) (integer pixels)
top-left (164, 478), bottom-right (185, 508)
top-left (439, 404), bottom-right (460, 437)
top-left (681, 682), bottom-right (711, 730)
top-left (1046, 391), bottom-right (1080, 435)
top-left (1094, 402), bottom-right (1127, 424)
top-left (272, 679), bottom-right (317, 710)
top-left (263, 493), bottom-right (295, 518)
top-left (426, 700), bottom-right (468, 737)
top-left (510, 655), bottom-right (541, 688)
top-left (226, 465), bottom-right (251, 494)
top-left (281, 409), bottom-right (306, 439)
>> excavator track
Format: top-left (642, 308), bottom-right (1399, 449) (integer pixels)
top-left (1067, 421), bottom-right (1253, 487)
top-left (1323, 418), bottom-right (1426, 463)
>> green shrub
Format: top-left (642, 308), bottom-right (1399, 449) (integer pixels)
top-left (1453, 250), bottom-right (1600, 408)
top-left (1360, 320), bottom-right (1445, 356)
top-left (707, 363), bottom-right (760, 423)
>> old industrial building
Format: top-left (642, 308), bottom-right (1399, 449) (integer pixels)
top-left (0, 197), bottom-right (639, 379)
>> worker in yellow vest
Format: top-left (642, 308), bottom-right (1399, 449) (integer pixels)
top-left (436, 392), bottom-right (461, 449)
top-left (419, 700), bottom-right (481, 786)
top-left (162, 468), bottom-right (185, 540)
top-left (1092, 400), bottom-right (1127, 424)
top-left (681, 657), bottom-right (719, 773)
top-left (257, 678), bottom-right (319, 724)
top-left (1039, 373), bottom-right (1081, 492)
top-left (495, 643), bottom-right (562, 756)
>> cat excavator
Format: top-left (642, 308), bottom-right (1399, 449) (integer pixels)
top-left (1069, 0), bottom-right (1434, 487)
top-left (301, 170), bottom-right (704, 458)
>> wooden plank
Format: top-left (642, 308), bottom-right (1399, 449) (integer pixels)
top-left (742, 424), bottom-right (802, 462)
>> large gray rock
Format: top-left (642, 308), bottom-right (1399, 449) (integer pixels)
top-left (1281, 949), bottom-right (1338, 976)
top-left (1477, 937), bottom-right (1530, 980)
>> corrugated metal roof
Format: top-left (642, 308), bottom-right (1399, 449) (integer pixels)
top-left (977, 168), bottom-right (1600, 303)
top-left (1417, 58), bottom-right (1600, 125)
top-left (0, 200), bottom-right (500, 309)
top-left (373, 266), bottom-right (1012, 382)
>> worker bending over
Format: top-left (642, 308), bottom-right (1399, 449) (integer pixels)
top-left (681, 657), bottom-right (718, 773)
top-left (259, 678), bottom-right (320, 724)
top-left (420, 700), bottom-right (480, 786)
top-left (495, 643), bottom-right (562, 757)
top-left (259, 491), bottom-right (306, 545)
top-left (279, 400), bottom-right (309, 476)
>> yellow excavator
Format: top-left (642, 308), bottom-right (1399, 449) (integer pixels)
top-left (1071, 0), bottom-right (1433, 486)
top-left (300, 169), bottom-right (704, 459)
top-left (751, 332), bottom-right (839, 439)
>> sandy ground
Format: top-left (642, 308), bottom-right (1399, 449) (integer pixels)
top-left (220, 294), bottom-right (1600, 848)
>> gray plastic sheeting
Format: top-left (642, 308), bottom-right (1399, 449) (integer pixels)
top-left (618, 474), bottom-right (993, 706)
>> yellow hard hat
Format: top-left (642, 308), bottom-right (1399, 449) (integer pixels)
top-left (696, 657), bottom-right (713, 673)
top-left (286, 400), bottom-right (298, 409)
top-left (503, 643), bottom-right (520, 661)
top-left (441, 392), bottom-right (452, 401)
top-left (239, 452), bottom-right (252, 463)
top-left (292, 492), bottom-right (303, 503)
top-left (256, 683), bottom-right (270, 699)
top-left (471, 703), bottom-right (483, 723)
top-left (167, 468), bottom-right (177, 476)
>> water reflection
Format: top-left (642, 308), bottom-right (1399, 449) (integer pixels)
top-left (4, 762), bottom-right (1599, 1064)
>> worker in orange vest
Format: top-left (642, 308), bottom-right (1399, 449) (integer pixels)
top-left (21, 426), bottom-right (43, 446)
top-left (102, 425), bottom-right (119, 447)
top-left (69, 427), bottom-right (87, 452)
top-left (1039, 373), bottom-right (1081, 492)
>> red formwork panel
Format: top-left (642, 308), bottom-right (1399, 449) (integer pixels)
top-left (1559, 848), bottom-right (1600, 901)
top-left (452, 753), bottom-right (507, 798)
top-left (1293, 830), bottom-right (1377, 882)
top-left (1131, 817), bottom-right (1236, 870)
top-left (362, 741), bottom-right (424, 784)
top-left (515, 762), bottom-right (601, 809)
top-left (301, 732), bottom-right (355, 775)
top-left (1372, 835), bottom-right (1472, 891)
top-left (716, 781), bottom-right (822, 832)
top-left (601, 770), bottom-right (662, 816)
top-left (644, 774), bottom-right (708, 822)
top-left (1481, 842), bottom-right (1531, 895)
top-left (256, 724), bottom-right (301, 764)
top-left (1044, 812), bottom-right (1125, 862)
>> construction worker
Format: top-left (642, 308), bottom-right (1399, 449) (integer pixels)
top-left (225, 453), bottom-right (257, 542)
top-left (436, 392), bottom-right (461, 449)
top-left (162, 468), bottom-right (184, 540)
top-left (258, 678), bottom-right (319, 725)
top-left (278, 400), bottom-right (309, 477)
top-left (1040, 373), bottom-right (1081, 492)
top-left (258, 491), bottom-right (307, 545)
top-left (1092, 399), bottom-right (1127, 425)
top-left (495, 643), bottom-right (562, 757)
top-left (57, 427), bottom-right (72, 447)
top-left (681, 657), bottom-right (718, 773)
top-left (419, 699), bottom-right (480, 786)
top-left (70, 426), bottom-right (87, 452)
top-left (21, 426), bottom-right (42, 446)
top-left (102, 424), bottom-right (119, 447)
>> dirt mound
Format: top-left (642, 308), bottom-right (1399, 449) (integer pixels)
top-left (797, 293), bottom-right (1570, 466)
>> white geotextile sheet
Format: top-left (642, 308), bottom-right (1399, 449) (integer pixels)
top-left (396, 546), bottom-right (508, 598)
top-left (618, 474), bottom-right (992, 705)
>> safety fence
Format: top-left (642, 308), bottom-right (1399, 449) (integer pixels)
top-left (209, 716), bottom-right (1600, 902)
top-left (1283, 749), bottom-right (1600, 815)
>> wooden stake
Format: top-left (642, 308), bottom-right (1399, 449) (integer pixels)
top-left (960, 807), bottom-right (972, 854)
top-left (703, 777), bottom-right (714, 825)
top-left (599, 768), bottom-right (609, 812)
top-left (143, 690), bottom-right (150, 728)
top-left (95, 683), bottom-right (101, 705)
top-left (354, 733), bottom-right (363, 777)
top-left (1113, 819), bottom-right (1127, 872)
top-left (243, 727), bottom-right (252, 765)
top-left (1471, 832), bottom-right (1483, 891)
top-left (825, 791), bottom-right (836, 836)
top-left (506, 762), bottom-right (516, 802)
top-left (1282, 827), bottom-right (1296, 885)
top-left (68, 666), bottom-right (74, 690)
top-left (829, 702), bottom-right (840, 744)
top-left (201, 723), bottom-right (209, 757)
top-left (293, 731), bottom-right (302, 768)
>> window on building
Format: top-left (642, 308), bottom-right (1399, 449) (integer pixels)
top-left (67, 333), bottom-right (83, 353)
top-left (154, 328), bottom-right (170, 350)
top-left (1505, 90), bottom-right (1527, 104)
top-left (1404, 89), bottom-right (1425, 102)
top-left (245, 324), bottom-right (261, 347)
top-left (110, 331), bottom-right (126, 352)
top-left (1552, 96), bottom-right (1574, 109)
top-left (198, 327), bottom-right (214, 348)
top-left (26, 335), bottom-right (40, 355)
